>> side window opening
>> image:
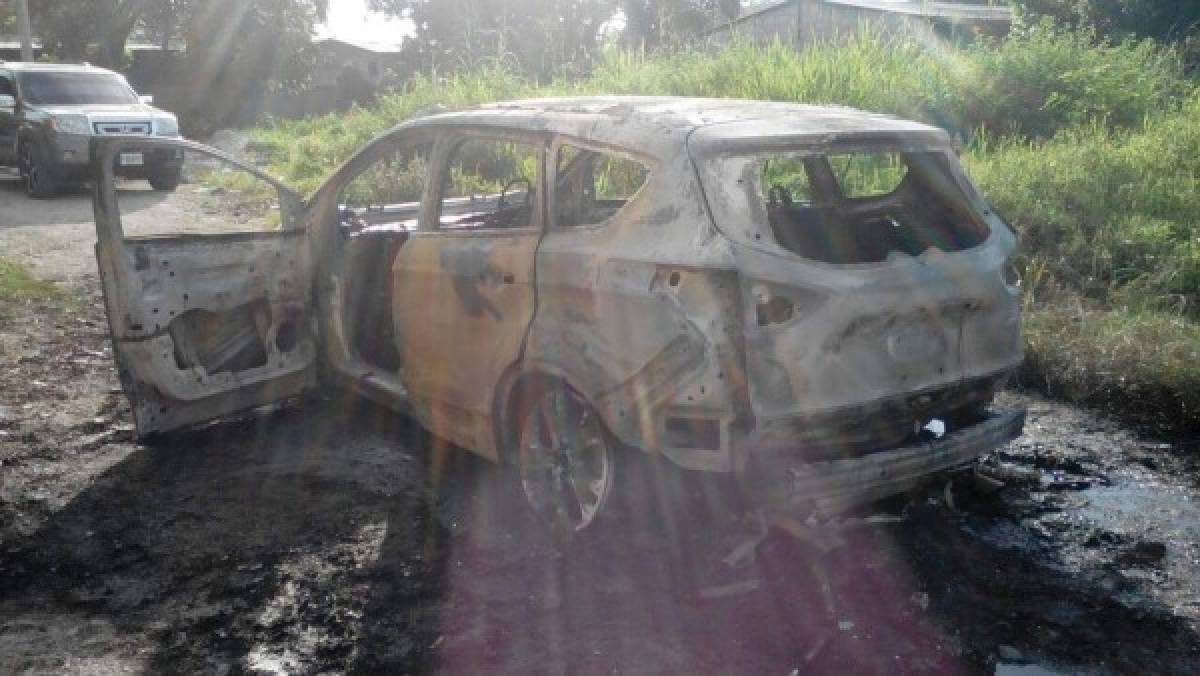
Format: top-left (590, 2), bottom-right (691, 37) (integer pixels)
top-left (338, 141), bottom-right (431, 232)
top-left (115, 148), bottom-right (290, 238)
top-left (438, 137), bottom-right (540, 231)
top-left (0, 76), bottom-right (14, 97)
top-left (826, 152), bottom-right (907, 198)
top-left (759, 151), bottom-right (989, 264)
top-left (555, 144), bottom-right (649, 228)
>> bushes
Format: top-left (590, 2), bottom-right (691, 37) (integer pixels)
top-left (967, 95), bottom-right (1200, 308)
top-left (967, 95), bottom-right (1200, 433)
top-left (251, 24), bottom-right (1191, 196)
top-left (959, 21), bottom-right (1188, 138)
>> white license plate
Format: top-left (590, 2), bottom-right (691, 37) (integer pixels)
top-left (119, 152), bottom-right (144, 167)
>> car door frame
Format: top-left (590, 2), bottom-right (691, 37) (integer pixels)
top-left (92, 135), bottom-right (318, 437)
top-left (305, 124), bottom-right (437, 415)
top-left (391, 126), bottom-right (548, 458)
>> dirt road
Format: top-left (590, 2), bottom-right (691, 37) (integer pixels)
top-left (2, 176), bottom-right (1199, 674)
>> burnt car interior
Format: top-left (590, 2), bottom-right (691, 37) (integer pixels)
top-left (763, 151), bottom-right (990, 264)
top-left (438, 137), bottom-right (538, 231)
top-left (555, 145), bottom-right (649, 227)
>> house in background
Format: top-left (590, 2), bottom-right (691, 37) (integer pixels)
top-left (312, 36), bottom-right (405, 94)
top-left (124, 39), bottom-right (187, 98)
top-left (259, 36), bottom-right (406, 118)
top-left (707, 0), bottom-right (1013, 47)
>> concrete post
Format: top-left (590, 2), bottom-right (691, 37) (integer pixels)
top-left (17, 0), bottom-right (34, 61)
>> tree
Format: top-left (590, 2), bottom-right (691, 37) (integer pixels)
top-left (171, 0), bottom-right (328, 129)
top-left (371, 0), bottom-right (620, 79)
top-left (24, 1), bottom-right (328, 130)
top-left (621, 0), bottom-right (740, 51)
top-left (1015, 1), bottom-right (1200, 45)
top-left (31, 0), bottom-right (152, 67)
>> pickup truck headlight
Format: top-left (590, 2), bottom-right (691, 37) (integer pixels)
top-left (154, 116), bottom-right (179, 137)
top-left (49, 114), bottom-right (91, 135)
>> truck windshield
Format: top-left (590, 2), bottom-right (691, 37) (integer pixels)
top-left (17, 72), bottom-right (138, 105)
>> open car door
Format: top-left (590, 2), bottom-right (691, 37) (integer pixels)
top-left (91, 137), bottom-right (318, 437)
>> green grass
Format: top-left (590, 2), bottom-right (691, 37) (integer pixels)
top-left (1022, 306), bottom-right (1200, 433)
top-left (965, 95), bottom-right (1200, 433)
top-left (251, 23), bottom-right (1189, 196)
top-left (237, 24), bottom-right (1200, 433)
top-left (0, 258), bottom-right (59, 302)
top-left (967, 94), bottom-right (1200, 307)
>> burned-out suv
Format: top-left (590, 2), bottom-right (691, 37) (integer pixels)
top-left (0, 62), bottom-right (182, 197)
top-left (91, 97), bottom-right (1025, 538)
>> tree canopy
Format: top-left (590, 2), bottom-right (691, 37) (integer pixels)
top-left (368, 0), bottom-right (619, 79)
top-left (1016, 1), bottom-right (1200, 45)
top-left (367, 0), bottom-right (739, 78)
top-left (620, 0), bottom-right (740, 50)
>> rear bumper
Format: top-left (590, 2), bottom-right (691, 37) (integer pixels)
top-left (740, 408), bottom-right (1025, 517)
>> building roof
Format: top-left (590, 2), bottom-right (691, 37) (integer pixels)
top-left (313, 36), bottom-right (404, 55)
top-left (722, 0), bottom-right (1012, 27)
top-left (403, 96), bottom-right (948, 159)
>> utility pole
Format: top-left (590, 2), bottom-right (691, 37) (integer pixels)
top-left (17, 0), bottom-right (34, 61)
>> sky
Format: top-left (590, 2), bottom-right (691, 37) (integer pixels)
top-left (318, 0), bottom-right (414, 46)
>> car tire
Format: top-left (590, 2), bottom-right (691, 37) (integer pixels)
top-left (509, 376), bottom-right (620, 547)
top-left (20, 142), bottom-right (59, 199)
top-left (148, 168), bottom-right (182, 192)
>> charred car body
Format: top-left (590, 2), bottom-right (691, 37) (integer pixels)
top-left (91, 97), bottom-right (1024, 533)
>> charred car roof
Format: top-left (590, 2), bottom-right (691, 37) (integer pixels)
top-left (401, 96), bottom-right (951, 158)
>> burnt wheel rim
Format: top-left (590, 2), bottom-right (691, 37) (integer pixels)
top-left (518, 387), bottom-right (614, 533)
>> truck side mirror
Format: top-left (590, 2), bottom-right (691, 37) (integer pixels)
top-left (0, 94), bottom-right (15, 112)
top-left (138, 95), bottom-right (154, 105)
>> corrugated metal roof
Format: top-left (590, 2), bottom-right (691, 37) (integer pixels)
top-left (313, 36), bottom-right (404, 54)
top-left (824, 0), bottom-right (1012, 20)
top-left (721, 0), bottom-right (1011, 26)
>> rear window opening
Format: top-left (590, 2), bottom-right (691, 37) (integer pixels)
top-left (759, 151), bottom-right (989, 264)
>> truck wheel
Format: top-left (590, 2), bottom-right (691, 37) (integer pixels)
top-left (148, 168), bottom-right (182, 192)
top-left (20, 143), bottom-right (58, 199)
top-left (511, 377), bottom-right (618, 545)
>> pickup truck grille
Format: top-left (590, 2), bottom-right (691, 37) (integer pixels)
top-left (93, 121), bottom-right (151, 135)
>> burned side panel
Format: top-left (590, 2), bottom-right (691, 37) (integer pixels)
top-left (524, 154), bottom-right (746, 471)
top-left (393, 232), bottom-right (540, 458)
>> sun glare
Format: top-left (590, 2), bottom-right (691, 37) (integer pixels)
top-left (319, 0), bottom-right (414, 46)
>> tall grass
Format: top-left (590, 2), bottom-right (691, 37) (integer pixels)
top-left (968, 94), bottom-right (1200, 309)
top-left (252, 23), bottom-right (1189, 196)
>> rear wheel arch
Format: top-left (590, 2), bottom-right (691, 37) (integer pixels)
top-left (494, 363), bottom-right (623, 539)
top-left (493, 362), bottom-right (579, 466)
